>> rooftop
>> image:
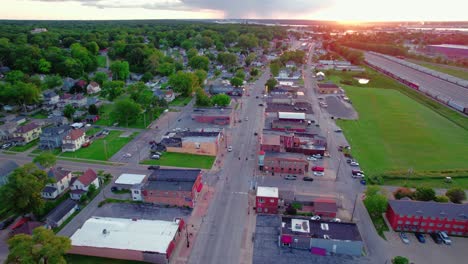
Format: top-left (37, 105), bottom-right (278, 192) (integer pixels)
top-left (388, 199), bottom-right (468, 221)
top-left (257, 186), bottom-right (279, 198)
top-left (70, 217), bottom-right (180, 254)
top-left (428, 44), bottom-right (468, 50)
top-left (16, 123), bottom-right (40, 133)
top-left (144, 169), bottom-right (201, 192)
top-left (264, 151), bottom-right (307, 161)
top-left (192, 107), bottom-right (233, 116)
top-left (115, 174), bottom-right (147, 185)
top-left (65, 129), bottom-right (85, 140)
top-left (281, 216), bottom-right (361, 241)
top-left (46, 199), bottom-right (77, 223)
top-left (47, 167), bottom-right (71, 182)
top-left (77, 169), bottom-right (97, 186)
top-left (278, 112), bottom-right (306, 120)
top-left (261, 134), bottom-right (281, 146)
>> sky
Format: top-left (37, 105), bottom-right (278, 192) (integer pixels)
top-left (0, 0), bottom-right (467, 22)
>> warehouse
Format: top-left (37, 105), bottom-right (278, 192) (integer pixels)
top-left (114, 173), bottom-right (147, 191)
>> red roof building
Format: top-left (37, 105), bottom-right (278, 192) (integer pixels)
top-left (256, 186), bottom-right (279, 214)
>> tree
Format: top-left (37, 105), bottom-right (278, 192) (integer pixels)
top-left (393, 187), bottom-right (414, 200)
top-left (7, 227), bottom-right (71, 264)
top-left (15, 82), bottom-right (41, 111)
top-left (365, 185), bottom-right (381, 197)
top-left (5, 70), bottom-right (25, 84)
top-left (110, 60), bottom-right (130, 81)
top-left (435, 195), bottom-right (450, 203)
top-left (101, 80), bottom-right (125, 101)
top-left (224, 30), bottom-right (239, 44)
top-left (63, 104), bottom-right (75, 119)
top-left (230, 77), bottom-right (243, 87)
top-left (235, 69), bottom-right (246, 80)
top-left (187, 48), bottom-right (198, 59)
top-left (87, 183), bottom-right (97, 198)
top-left (245, 53), bottom-right (256, 66)
top-left (270, 62), bottom-right (281, 77)
top-left (195, 89), bottom-right (212, 107)
top-left (181, 39), bottom-right (193, 50)
top-left (0, 164), bottom-right (49, 215)
top-left (189, 55), bottom-right (210, 71)
top-left (111, 98), bottom-right (141, 127)
top-left (217, 52), bottom-right (238, 68)
top-left (33, 152), bottom-right (56, 168)
top-left (413, 187), bottom-right (436, 201)
top-left (265, 78), bottom-right (278, 91)
top-left (85, 41), bottom-right (99, 55)
top-left (88, 104), bottom-right (98, 115)
top-left (142, 72), bottom-right (153, 83)
top-left (169, 71), bottom-right (198, 97)
top-left (211, 94), bottom-right (231, 107)
top-left (93, 72), bottom-right (108, 86)
top-left (38, 58), bottom-right (51, 73)
top-left (194, 69), bottom-right (207, 87)
top-left (392, 256), bottom-right (409, 264)
top-left (250, 68), bottom-right (259, 76)
top-left (43, 75), bottom-right (63, 89)
top-left (363, 189), bottom-right (388, 218)
top-left (157, 62), bottom-right (175, 76)
top-left (446, 187), bottom-right (466, 204)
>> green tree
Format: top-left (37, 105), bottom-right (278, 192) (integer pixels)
top-left (365, 185), bottom-right (381, 197)
top-left (270, 62), bottom-right (280, 77)
top-left (363, 188), bottom-right (388, 218)
top-left (7, 227), bottom-right (71, 264)
top-left (446, 187), bottom-right (466, 204)
top-left (15, 82), bottom-right (41, 111)
top-left (194, 69), bottom-right (207, 87)
top-left (5, 70), bottom-right (25, 84)
top-left (230, 77), bottom-right (243, 87)
top-left (187, 48), bottom-right (198, 59)
top-left (33, 152), bottom-right (57, 168)
top-left (414, 187), bottom-right (436, 201)
top-left (224, 30), bottom-right (239, 44)
top-left (85, 41), bottom-right (99, 55)
top-left (392, 256), bottom-right (409, 264)
top-left (211, 94), bottom-right (231, 107)
top-left (43, 75), bottom-right (63, 89)
top-left (245, 53), bottom-right (256, 66)
top-left (169, 71), bottom-right (198, 97)
top-left (238, 34), bottom-right (258, 50)
top-left (110, 60), bottom-right (130, 81)
top-left (88, 104), bottom-right (98, 115)
top-left (250, 68), bottom-right (259, 76)
top-left (142, 72), bottom-right (153, 83)
top-left (101, 81), bottom-right (125, 101)
top-left (265, 78), bottom-right (278, 91)
top-left (195, 89), bottom-right (212, 107)
top-left (111, 98), bottom-right (142, 127)
top-left (181, 39), bottom-right (193, 50)
top-left (63, 104), bottom-right (75, 119)
top-left (189, 55), bottom-right (210, 71)
top-left (38, 58), bottom-right (51, 73)
top-left (435, 195), bottom-right (449, 203)
top-left (217, 52), bottom-right (238, 68)
top-left (93, 72), bottom-right (108, 86)
top-left (0, 164), bottom-right (49, 215)
top-left (235, 69), bottom-right (246, 80)
top-left (87, 183), bottom-right (97, 198)
top-left (157, 62), bottom-right (175, 76)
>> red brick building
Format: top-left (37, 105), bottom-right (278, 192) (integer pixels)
top-left (191, 107), bottom-right (233, 125)
top-left (256, 186), bottom-right (279, 214)
top-left (260, 134), bottom-right (282, 152)
top-left (313, 198), bottom-right (338, 218)
top-left (386, 199), bottom-right (468, 236)
top-left (263, 151), bottom-right (309, 175)
top-left (271, 119), bottom-right (307, 132)
top-left (140, 169), bottom-right (203, 208)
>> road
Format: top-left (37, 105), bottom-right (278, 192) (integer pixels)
top-left (365, 52), bottom-right (468, 105)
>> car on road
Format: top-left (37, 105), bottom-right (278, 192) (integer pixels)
top-left (254, 132), bottom-right (258, 136)
top-left (334, 129), bottom-right (342, 133)
top-left (148, 165), bottom-right (160, 170)
top-left (258, 103), bottom-right (264, 106)
top-left (313, 172), bottom-right (325, 176)
top-left (437, 231), bottom-right (452, 245)
top-left (360, 179), bottom-right (367, 185)
top-left (400, 232), bottom-right (410, 244)
top-left (122, 153), bottom-right (132, 158)
top-left (256, 96), bottom-right (259, 99)
top-left (227, 146), bottom-right (233, 152)
top-left (284, 175), bottom-right (297, 180)
top-left (312, 154), bottom-right (322, 159)
top-left (430, 233), bottom-right (443, 244)
top-left (307, 156), bottom-right (317, 161)
top-left (303, 177), bottom-right (314, 182)
top-left (150, 154), bottom-right (160, 160)
top-left (350, 161), bottom-right (359, 166)
top-left (352, 173), bottom-right (365, 179)
top-left (0, 216), bottom-right (16, 230)
top-left (331, 218), bottom-right (341, 223)
top-left (415, 233), bottom-right (426, 243)
top-left (311, 215), bottom-right (321, 221)
top-left (352, 170), bottom-right (364, 175)
top-left (245, 117), bottom-right (249, 121)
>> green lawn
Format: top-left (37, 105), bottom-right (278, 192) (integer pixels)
top-left (97, 55), bottom-right (107, 68)
top-left (66, 255), bottom-right (146, 264)
top-left (31, 148), bottom-right (62, 155)
top-left (95, 104), bottom-right (163, 129)
top-left (384, 177), bottom-right (468, 190)
top-left (10, 139), bottom-right (38, 152)
top-left (141, 152), bottom-right (215, 169)
top-left (169, 96), bottom-right (192, 106)
top-left (31, 111), bottom-right (48, 119)
top-left (409, 60), bottom-right (468, 80)
top-left (60, 131), bottom-right (136, 161)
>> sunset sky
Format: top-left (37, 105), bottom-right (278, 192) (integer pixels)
top-left (0, 0), bottom-right (466, 21)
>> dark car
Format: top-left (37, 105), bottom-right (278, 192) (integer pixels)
top-left (346, 159), bottom-right (352, 164)
top-left (0, 216), bottom-right (16, 230)
top-left (258, 103), bottom-right (264, 106)
top-left (430, 233), bottom-right (443, 244)
top-left (415, 232), bottom-right (426, 243)
top-left (148, 165), bottom-right (160, 170)
top-left (254, 132), bottom-right (258, 136)
top-left (110, 186), bottom-right (118, 192)
top-left (256, 96), bottom-right (259, 99)
top-left (303, 177), bottom-right (314, 182)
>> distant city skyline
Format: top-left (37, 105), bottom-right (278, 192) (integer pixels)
top-left (0, 0), bottom-right (467, 22)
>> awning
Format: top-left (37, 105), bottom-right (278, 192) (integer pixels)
top-left (281, 235), bottom-right (293, 244)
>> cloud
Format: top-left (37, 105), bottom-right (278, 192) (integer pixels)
top-left (31, 0), bottom-right (333, 18)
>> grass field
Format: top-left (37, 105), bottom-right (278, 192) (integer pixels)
top-left (141, 152), bottom-right (215, 169)
top-left (169, 96), bottom-right (192, 106)
top-left (95, 104), bottom-right (163, 129)
top-left (10, 139), bottom-right (38, 152)
top-left (60, 131), bottom-right (136, 161)
top-left (409, 60), bottom-right (468, 80)
top-left (66, 255), bottom-right (146, 264)
top-left (97, 55), bottom-right (107, 68)
top-left (384, 177), bottom-right (468, 189)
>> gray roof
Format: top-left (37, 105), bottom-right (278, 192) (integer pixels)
top-left (46, 199), bottom-right (77, 223)
top-left (42, 186), bottom-right (57, 194)
top-left (0, 160), bottom-right (19, 177)
top-left (41, 125), bottom-right (71, 137)
top-left (145, 181), bottom-right (195, 192)
top-left (144, 169), bottom-right (201, 192)
top-left (388, 199), bottom-right (468, 221)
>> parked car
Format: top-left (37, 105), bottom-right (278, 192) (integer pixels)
top-left (399, 232), bottom-right (410, 244)
top-left (254, 132), bottom-right (258, 136)
top-left (110, 186), bottom-right (118, 192)
top-left (151, 154), bottom-right (160, 160)
top-left (430, 233), bottom-right (443, 244)
top-left (284, 175), bottom-right (297, 180)
top-left (303, 177), bottom-right (314, 182)
top-left (415, 233), bottom-right (426, 243)
top-left (334, 129), bottom-right (342, 133)
top-left (227, 146), bottom-right (233, 152)
top-left (307, 156), bottom-right (317, 161)
top-left (122, 153), bottom-right (132, 158)
top-left (352, 173), bottom-right (365, 179)
top-left (437, 231), bottom-right (452, 245)
top-left (331, 218), bottom-right (341, 223)
top-left (258, 103), bottom-right (264, 106)
top-left (245, 117), bottom-right (249, 121)
top-left (311, 215), bottom-right (321, 221)
top-left (352, 170), bottom-right (364, 175)
top-left (312, 166), bottom-right (324, 172)
top-left (0, 216), bottom-right (16, 230)
top-left (312, 154), bottom-right (322, 159)
top-left (360, 179), bottom-right (367, 185)
top-left (346, 159), bottom-right (352, 164)
top-left (313, 172), bottom-right (325, 176)
top-left (350, 161), bottom-right (360, 166)
top-left (1, 143), bottom-right (12, 149)
top-left (148, 165), bottom-right (160, 170)
top-left (255, 96), bottom-right (259, 99)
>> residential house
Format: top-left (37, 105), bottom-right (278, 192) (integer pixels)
top-left (256, 186), bottom-right (279, 214)
top-left (0, 160), bottom-right (19, 186)
top-left (70, 169), bottom-right (100, 200)
top-left (58, 93), bottom-right (73, 108)
top-left (154, 89), bottom-right (176, 102)
top-left (70, 94), bottom-right (87, 108)
top-left (48, 116), bottom-right (69, 126)
top-left (43, 90), bottom-right (59, 105)
top-left (84, 115), bottom-right (100, 123)
top-left (62, 78), bottom-right (75, 92)
top-left (39, 125), bottom-right (71, 149)
top-left (86, 81), bottom-right (101, 94)
top-left (9, 221), bottom-right (44, 237)
top-left (75, 80), bottom-right (87, 91)
top-left (160, 131), bottom-right (222, 156)
top-left (12, 123), bottom-right (42, 145)
top-left (386, 199), bottom-right (468, 236)
top-left (62, 129), bottom-right (86, 152)
top-left (0, 122), bottom-right (18, 140)
top-left (45, 199), bottom-right (78, 228)
top-left (41, 167), bottom-right (73, 199)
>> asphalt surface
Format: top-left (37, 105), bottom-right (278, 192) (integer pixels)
top-left (365, 52), bottom-right (468, 105)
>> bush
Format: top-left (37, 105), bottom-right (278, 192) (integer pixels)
top-left (392, 256), bottom-right (409, 264)
top-left (446, 187), bottom-right (466, 204)
top-left (393, 187), bottom-right (414, 200)
top-left (413, 187), bottom-right (436, 201)
top-left (291, 202), bottom-right (302, 210)
top-left (435, 195), bottom-right (449, 203)
top-left (285, 205), bottom-right (297, 215)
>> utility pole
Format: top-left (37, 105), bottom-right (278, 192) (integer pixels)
top-left (185, 226), bottom-right (190, 248)
top-left (351, 193), bottom-right (358, 222)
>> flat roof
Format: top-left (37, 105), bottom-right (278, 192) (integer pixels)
top-left (115, 174), bottom-right (146, 185)
top-left (428, 44), bottom-right (468, 50)
top-left (71, 217), bottom-right (179, 253)
top-left (261, 134), bottom-right (281, 145)
top-left (264, 151), bottom-right (307, 161)
top-left (281, 216), bottom-right (361, 241)
top-left (278, 112), bottom-right (305, 120)
top-left (389, 199), bottom-right (468, 221)
top-left (257, 186), bottom-right (279, 198)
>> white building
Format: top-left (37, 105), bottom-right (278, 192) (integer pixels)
top-left (70, 169), bottom-right (99, 200)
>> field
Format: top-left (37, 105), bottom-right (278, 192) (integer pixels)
top-left (409, 60), bottom-right (468, 80)
top-left (169, 96), bottom-right (192, 106)
top-left (95, 104), bottom-right (163, 129)
top-left (65, 255), bottom-right (146, 264)
top-left (97, 55), bottom-right (107, 68)
top-left (60, 131), bottom-right (136, 161)
top-left (141, 152), bottom-right (215, 169)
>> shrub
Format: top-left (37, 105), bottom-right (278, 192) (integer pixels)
top-left (392, 256), bottom-right (409, 264)
top-left (285, 205), bottom-right (297, 215)
top-left (446, 187), bottom-right (466, 204)
top-left (413, 187), bottom-right (436, 201)
top-left (393, 187), bottom-right (414, 200)
top-left (435, 195), bottom-right (449, 203)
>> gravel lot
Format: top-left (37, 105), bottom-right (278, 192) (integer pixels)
top-left (323, 96), bottom-right (358, 120)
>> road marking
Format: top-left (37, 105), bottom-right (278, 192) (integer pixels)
top-left (232, 191), bottom-right (248, 195)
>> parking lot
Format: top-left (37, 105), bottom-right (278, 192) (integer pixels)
top-left (323, 96), bottom-right (358, 120)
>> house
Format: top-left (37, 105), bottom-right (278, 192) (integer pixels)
top-left (86, 81), bottom-right (101, 94)
top-left (12, 122), bottom-right (42, 145)
top-left (256, 186), bottom-right (279, 214)
top-left (69, 217), bottom-right (184, 263)
top-left (154, 89), bottom-right (176, 102)
top-left (316, 83), bottom-right (340, 94)
top-left (39, 125), bottom-right (71, 150)
top-left (313, 198), bottom-right (338, 218)
top-left (160, 131), bottom-right (222, 156)
top-left (315, 72), bottom-right (325, 81)
top-left (62, 77), bottom-right (75, 92)
top-left (41, 167), bottom-right (73, 199)
top-left (48, 116), bottom-right (69, 126)
top-left (45, 199), bottom-right (78, 228)
top-left (280, 216), bottom-right (363, 256)
top-left (0, 160), bottom-right (19, 186)
top-left (43, 90), bottom-right (59, 105)
top-left (70, 94), bottom-right (88, 108)
top-left (262, 152), bottom-right (309, 175)
top-left (0, 122), bottom-right (18, 140)
top-left (386, 199), bottom-right (468, 236)
top-left (191, 107), bottom-right (233, 125)
top-left (11, 116), bottom-right (27, 125)
top-left (70, 169), bottom-right (100, 200)
top-left (75, 80), bottom-right (87, 91)
top-left (137, 169), bottom-right (203, 208)
top-left (62, 129), bottom-right (86, 152)
top-left (84, 115), bottom-right (99, 123)
top-left (9, 221), bottom-right (44, 237)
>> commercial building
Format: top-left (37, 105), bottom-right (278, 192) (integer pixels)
top-left (316, 83), bottom-right (340, 94)
top-left (256, 186), bottom-right (279, 214)
top-left (160, 131), bottom-right (222, 156)
top-left (426, 44), bottom-right (468, 58)
top-left (280, 216), bottom-right (363, 256)
top-left (137, 169), bottom-right (203, 208)
top-left (260, 134), bottom-right (282, 152)
top-left (271, 112), bottom-right (308, 132)
top-left (191, 107), bottom-right (233, 125)
top-left (69, 217), bottom-right (184, 264)
top-left (114, 173), bottom-right (147, 191)
top-left (262, 151), bottom-right (309, 175)
top-left (260, 132), bottom-right (326, 156)
top-left (386, 199), bottom-right (468, 236)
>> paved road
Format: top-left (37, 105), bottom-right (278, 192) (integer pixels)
top-left (365, 52), bottom-right (468, 105)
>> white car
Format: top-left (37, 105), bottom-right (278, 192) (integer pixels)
top-left (331, 218), bottom-right (341, 223)
top-left (151, 154), bottom-right (160, 160)
top-left (350, 161), bottom-right (360, 166)
top-left (123, 153), bottom-right (132, 158)
top-left (313, 171), bottom-right (325, 176)
top-left (352, 173), bottom-right (365, 179)
top-left (245, 117), bottom-right (249, 121)
top-left (227, 146), bottom-right (233, 152)
top-left (312, 154), bottom-right (323, 159)
top-left (311, 215), bottom-right (321, 221)
top-left (307, 156), bottom-right (317, 161)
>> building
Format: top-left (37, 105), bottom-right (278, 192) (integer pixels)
top-left (263, 152), bottom-right (309, 175)
top-left (260, 134), bottom-right (281, 152)
top-left (386, 199), bottom-right (468, 236)
top-left (191, 107), bottom-right (233, 125)
top-left (138, 169), bottom-right (203, 208)
top-left (426, 44), bottom-right (468, 58)
top-left (9, 221), bottom-right (44, 237)
top-left (313, 198), bottom-right (338, 218)
top-left (39, 125), bottom-right (71, 150)
top-left (0, 122), bottom-right (18, 140)
top-left (261, 132), bottom-right (327, 156)
top-left (0, 160), bottom-right (19, 186)
top-left (70, 169), bottom-right (100, 200)
top-left (114, 173), bottom-right (147, 191)
top-left (69, 217), bottom-right (184, 264)
top-left (84, 115), bottom-right (100, 123)
top-left (256, 186), bottom-right (279, 214)
top-left (280, 216), bottom-right (363, 256)
top-left (43, 90), bottom-right (59, 105)
top-left (86, 81), bottom-right (101, 94)
top-left (31, 28), bottom-right (47, 34)
top-left (62, 129), bottom-right (86, 152)
top-left (160, 131), bottom-right (222, 156)
top-left (45, 199), bottom-right (78, 228)
top-left (316, 83), bottom-right (340, 94)
top-left (12, 122), bottom-right (42, 145)
top-left (271, 112), bottom-right (308, 132)
top-left (41, 167), bottom-right (73, 199)
top-left (208, 85), bottom-right (244, 96)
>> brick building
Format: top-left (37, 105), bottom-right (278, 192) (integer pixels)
top-left (271, 120), bottom-right (307, 132)
top-left (256, 186), bottom-right (279, 214)
top-left (386, 199), bottom-right (468, 236)
top-left (263, 151), bottom-right (309, 175)
top-left (316, 83), bottom-right (340, 94)
top-left (191, 107), bottom-right (233, 125)
top-left (261, 132), bottom-right (327, 156)
top-left (138, 169), bottom-right (203, 208)
top-left (260, 134), bottom-right (282, 152)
